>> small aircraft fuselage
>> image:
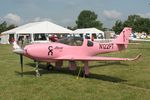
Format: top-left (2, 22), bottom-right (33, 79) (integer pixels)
top-left (24, 37), bottom-right (125, 62)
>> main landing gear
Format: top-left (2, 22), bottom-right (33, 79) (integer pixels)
top-left (82, 61), bottom-right (89, 77)
top-left (34, 61), bottom-right (63, 77)
top-left (69, 61), bottom-right (90, 79)
top-left (46, 63), bottom-right (54, 71)
top-left (34, 60), bottom-right (89, 78)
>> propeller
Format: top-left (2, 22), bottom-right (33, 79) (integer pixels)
top-left (20, 54), bottom-right (23, 77)
top-left (13, 42), bottom-right (25, 77)
top-left (13, 48), bottom-right (24, 76)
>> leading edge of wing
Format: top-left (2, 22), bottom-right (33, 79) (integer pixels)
top-left (55, 54), bottom-right (141, 61)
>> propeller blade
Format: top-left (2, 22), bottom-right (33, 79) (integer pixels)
top-left (13, 48), bottom-right (24, 54)
top-left (20, 54), bottom-right (23, 77)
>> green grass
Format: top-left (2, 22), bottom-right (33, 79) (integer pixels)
top-left (0, 42), bottom-right (150, 100)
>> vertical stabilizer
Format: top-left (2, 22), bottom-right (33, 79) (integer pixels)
top-left (112, 27), bottom-right (132, 45)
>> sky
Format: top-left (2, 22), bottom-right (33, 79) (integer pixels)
top-left (0, 0), bottom-right (150, 28)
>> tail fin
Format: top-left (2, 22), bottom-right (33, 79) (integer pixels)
top-left (112, 27), bottom-right (132, 48)
top-left (112, 27), bottom-right (132, 44)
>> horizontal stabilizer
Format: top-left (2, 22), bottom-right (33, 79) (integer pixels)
top-left (115, 42), bottom-right (128, 45)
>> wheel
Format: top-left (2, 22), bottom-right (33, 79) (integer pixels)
top-left (47, 64), bottom-right (54, 71)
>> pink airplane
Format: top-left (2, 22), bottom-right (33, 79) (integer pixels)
top-left (13, 27), bottom-right (141, 77)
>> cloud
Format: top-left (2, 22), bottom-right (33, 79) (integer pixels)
top-left (138, 13), bottom-right (150, 18)
top-left (32, 17), bottom-right (54, 22)
top-left (3, 13), bottom-right (22, 25)
top-left (103, 10), bottom-right (122, 19)
top-left (60, 19), bottom-right (72, 24)
top-left (68, 1), bottom-right (76, 6)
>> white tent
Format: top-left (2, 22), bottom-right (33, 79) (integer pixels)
top-left (2, 21), bottom-right (73, 34)
top-left (0, 35), bottom-right (9, 44)
top-left (1, 21), bottom-right (73, 44)
top-left (74, 28), bottom-right (105, 40)
top-left (74, 28), bottom-right (104, 34)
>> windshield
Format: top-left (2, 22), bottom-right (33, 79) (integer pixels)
top-left (57, 36), bottom-right (83, 46)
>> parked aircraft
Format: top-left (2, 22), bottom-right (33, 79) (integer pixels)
top-left (13, 27), bottom-right (141, 77)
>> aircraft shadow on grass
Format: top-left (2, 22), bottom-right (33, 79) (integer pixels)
top-left (15, 62), bottom-right (127, 83)
top-left (90, 61), bottom-right (129, 69)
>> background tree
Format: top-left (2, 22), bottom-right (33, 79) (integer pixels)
top-left (112, 20), bottom-right (123, 34)
top-left (112, 15), bottom-right (150, 34)
top-left (0, 21), bottom-right (16, 33)
top-left (76, 10), bottom-right (103, 30)
top-left (135, 18), bottom-right (150, 34)
top-left (67, 26), bottom-right (77, 30)
top-left (123, 15), bottom-right (141, 32)
top-left (0, 21), bottom-right (7, 33)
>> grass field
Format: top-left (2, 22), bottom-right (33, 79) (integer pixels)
top-left (0, 42), bottom-right (150, 100)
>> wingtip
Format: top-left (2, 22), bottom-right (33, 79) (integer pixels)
top-left (128, 53), bottom-right (142, 61)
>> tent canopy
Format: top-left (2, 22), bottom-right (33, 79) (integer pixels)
top-left (2, 21), bottom-right (73, 34)
top-left (74, 28), bottom-right (104, 34)
top-left (2, 22), bottom-right (37, 34)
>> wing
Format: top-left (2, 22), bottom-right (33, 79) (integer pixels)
top-left (55, 54), bottom-right (141, 61)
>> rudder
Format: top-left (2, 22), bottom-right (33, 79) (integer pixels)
top-left (112, 27), bottom-right (132, 45)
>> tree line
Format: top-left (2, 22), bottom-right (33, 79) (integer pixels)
top-left (69, 10), bottom-right (150, 35)
top-left (1, 10), bottom-right (150, 35)
top-left (113, 15), bottom-right (150, 34)
top-left (0, 21), bottom-right (16, 34)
